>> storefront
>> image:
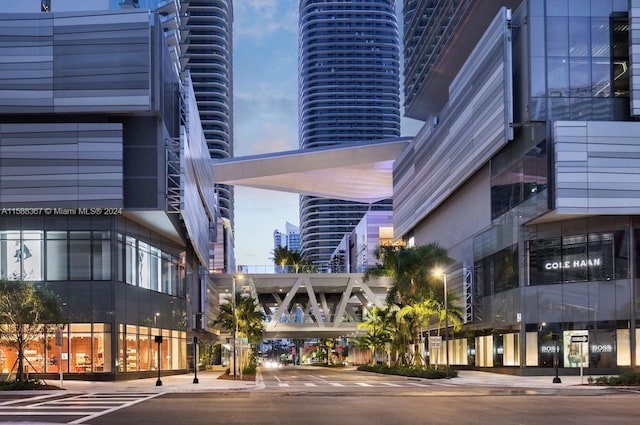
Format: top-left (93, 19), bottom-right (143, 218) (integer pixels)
top-left (0, 216), bottom-right (191, 380)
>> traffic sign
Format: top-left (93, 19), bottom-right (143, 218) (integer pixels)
top-left (571, 335), bottom-right (588, 343)
top-left (429, 336), bottom-right (442, 349)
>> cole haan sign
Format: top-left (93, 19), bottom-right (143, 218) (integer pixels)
top-left (544, 258), bottom-right (601, 270)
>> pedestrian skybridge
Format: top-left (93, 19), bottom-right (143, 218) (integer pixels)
top-left (214, 273), bottom-right (393, 339)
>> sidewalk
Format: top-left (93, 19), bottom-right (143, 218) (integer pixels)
top-left (453, 370), bottom-right (603, 389)
top-left (47, 369), bottom-right (264, 394)
top-left (44, 369), bottom-right (607, 394)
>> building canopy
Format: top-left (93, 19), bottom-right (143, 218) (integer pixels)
top-left (211, 137), bottom-right (411, 203)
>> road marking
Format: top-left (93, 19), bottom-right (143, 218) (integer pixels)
top-left (381, 382), bottom-right (401, 387)
top-left (407, 382), bottom-right (428, 387)
top-left (278, 383), bottom-right (290, 387)
top-left (304, 383), bottom-right (317, 387)
top-left (355, 383), bottom-right (372, 387)
top-left (0, 392), bottom-right (162, 424)
top-left (329, 382), bottom-right (344, 387)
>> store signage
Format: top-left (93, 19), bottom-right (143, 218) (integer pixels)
top-left (540, 345), bottom-right (559, 353)
top-left (544, 258), bottom-right (601, 270)
top-left (591, 344), bottom-right (613, 353)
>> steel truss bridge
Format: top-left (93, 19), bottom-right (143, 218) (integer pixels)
top-left (214, 273), bottom-right (394, 339)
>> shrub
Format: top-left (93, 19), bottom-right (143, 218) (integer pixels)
top-left (589, 371), bottom-right (640, 386)
top-left (242, 362), bottom-right (257, 375)
top-left (0, 379), bottom-right (46, 391)
top-left (357, 364), bottom-right (457, 379)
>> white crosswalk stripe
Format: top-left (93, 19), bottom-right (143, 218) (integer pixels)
top-left (329, 382), bottom-right (345, 387)
top-left (0, 392), bottom-right (161, 424)
top-left (356, 383), bottom-right (373, 387)
top-left (279, 383), bottom-right (290, 387)
top-left (381, 382), bottom-right (401, 387)
top-left (304, 383), bottom-right (317, 387)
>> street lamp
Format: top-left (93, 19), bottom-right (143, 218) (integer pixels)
top-left (232, 275), bottom-right (237, 378)
top-left (193, 336), bottom-right (199, 384)
top-left (433, 269), bottom-right (449, 378)
top-left (552, 333), bottom-right (561, 384)
top-left (154, 312), bottom-right (162, 386)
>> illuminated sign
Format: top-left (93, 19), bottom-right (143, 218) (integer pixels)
top-left (591, 344), bottom-right (613, 353)
top-left (544, 258), bottom-right (601, 270)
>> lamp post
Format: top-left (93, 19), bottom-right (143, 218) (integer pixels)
top-left (154, 313), bottom-right (162, 386)
top-left (443, 272), bottom-right (450, 379)
top-left (232, 276), bottom-right (237, 378)
top-left (552, 333), bottom-right (561, 383)
top-left (193, 336), bottom-right (199, 384)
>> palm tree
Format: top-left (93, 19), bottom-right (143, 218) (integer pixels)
top-left (357, 306), bottom-right (391, 365)
top-left (363, 243), bottom-right (456, 367)
top-left (270, 246), bottom-right (314, 273)
top-left (396, 299), bottom-right (440, 367)
top-left (211, 292), bottom-right (265, 371)
top-left (364, 243), bottom-right (452, 304)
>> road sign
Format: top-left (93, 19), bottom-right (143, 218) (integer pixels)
top-left (571, 335), bottom-right (588, 343)
top-left (429, 336), bottom-right (442, 349)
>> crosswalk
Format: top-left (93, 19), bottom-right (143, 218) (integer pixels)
top-left (274, 380), bottom-right (454, 389)
top-left (0, 391), bottom-right (160, 424)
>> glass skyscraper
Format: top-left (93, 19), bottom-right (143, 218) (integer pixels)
top-left (298, 0), bottom-right (401, 266)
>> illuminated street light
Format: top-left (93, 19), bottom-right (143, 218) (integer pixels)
top-left (433, 268), bottom-right (449, 379)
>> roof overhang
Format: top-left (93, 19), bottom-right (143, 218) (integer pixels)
top-left (212, 137), bottom-right (412, 203)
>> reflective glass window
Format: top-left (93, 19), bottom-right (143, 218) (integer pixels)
top-left (547, 57), bottom-right (569, 97)
top-left (69, 232), bottom-right (91, 280)
top-left (546, 17), bottom-right (568, 57)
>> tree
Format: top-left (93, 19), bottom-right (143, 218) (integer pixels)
top-left (363, 243), bottom-right (458, 367)
top-left (363, 243), bottom-right (452, 304)
top-left (211, 292), bottom-right (265, 371)
top-left (270, 246), bottom-right (315, 273)
top-left (357, 306), bottom-right (391, 365)
top-left (396, 299), bottom-right (440, 367)
top-left (0, 279), bottom-right (64, 382)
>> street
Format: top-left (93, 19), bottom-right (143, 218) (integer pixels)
top-left (1, 367), bottom-right (639, 425)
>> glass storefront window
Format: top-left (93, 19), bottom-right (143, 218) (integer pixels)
top-left (125, 236), bottom-right (136, 285)
top-left (70, 323), bottom-right (92, 373)
top-left (0, 231), bottom-right (43, 281)
top-left (93, 323), bottom-right (111, 373)
top-left (46, 231), bottom-right (67, 280)
top-left (139, 327), bottom-right (151, 371)
top-left (92, 232), bottom-right (111, 281)
top-left (125, 325), bottom-right (138, 372)
top-left (69, 232), bottom-right (91, 280)
top-left (529, 231), bottom-right (616, 285)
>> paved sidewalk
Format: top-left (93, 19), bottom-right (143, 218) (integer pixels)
top-left (50, 369), bottom-right (262, 394)
top-left (37, 368), bottom-right (609, 394)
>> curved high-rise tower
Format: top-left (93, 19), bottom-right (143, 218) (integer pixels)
top-left (298, 0), bottom-right (401, 267)
top-left (186, 0), bottom-right (234, 224)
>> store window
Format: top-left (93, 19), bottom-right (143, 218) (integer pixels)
top-left (92, 323), bottom-right (111, 372)
top-left (0, 231), bottom-right (43, 280)
top-left (125, 325), bottom-right (139, 372)
top-left (117, 233), bottom-right (181, 296)
top-left (70, 323), bottom-right (92, 373)
top-left (529, 231), bottom-right (619, 285)
top-left (46, 231), bottom-right (67, 280)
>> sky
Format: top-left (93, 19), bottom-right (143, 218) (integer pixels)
top-left (232, 1), bottom-right (422, 267)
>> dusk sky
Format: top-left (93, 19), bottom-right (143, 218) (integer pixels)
top-left (232, 1), bottom-right (421, 267)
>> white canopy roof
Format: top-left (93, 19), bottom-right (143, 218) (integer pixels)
top-left (212, 137), bottom-right (412, 203)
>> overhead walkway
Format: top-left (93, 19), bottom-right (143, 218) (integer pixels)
top-left (214, 273), bottom-right (393, 339)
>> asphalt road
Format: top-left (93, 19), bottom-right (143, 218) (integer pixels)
top-left (2, 367), bottom-right (639, 425)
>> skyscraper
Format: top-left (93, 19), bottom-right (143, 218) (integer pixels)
top-left (185, 1), bottom-right (234, 226)
top-left (298, 0), bottom-right (401, 266)
top-left (273, 222), bottom-right (301, 253)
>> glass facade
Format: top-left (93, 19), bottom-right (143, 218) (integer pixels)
top-left (0, 216), bottom-right (188, 377)
top-left (529, 0), bottom-right (630, 121)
